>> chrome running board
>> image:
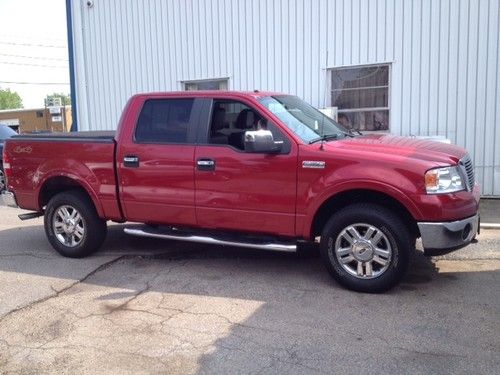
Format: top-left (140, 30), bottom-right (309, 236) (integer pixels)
top-left (124, 225), bottom-right (297, 253)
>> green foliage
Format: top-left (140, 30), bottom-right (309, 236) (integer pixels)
top-left (0, 88), bottom-right (23, 110)
top-left (45, 93), bottom-right (71, 106)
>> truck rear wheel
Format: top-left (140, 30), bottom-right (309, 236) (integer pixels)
top-left (0, 166), bottom-right (5, 191)
top-left (320, 203), bottom-right (413, 293)
top-left (44, 190), bottom-right (107, 258)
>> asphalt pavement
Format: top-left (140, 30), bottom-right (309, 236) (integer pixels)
top-left (0, 205), bottom-right (499, 374)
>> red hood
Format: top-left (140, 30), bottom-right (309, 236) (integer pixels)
top-left (328, 134), bottom-right (467, 165)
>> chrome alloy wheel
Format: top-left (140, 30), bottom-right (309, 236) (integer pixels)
top-left (334, 223), bottom-right (392, 279)
top-left (53, 205), bottom-right (85, 247)
top-left (0, 169), bottom-right (5, 191)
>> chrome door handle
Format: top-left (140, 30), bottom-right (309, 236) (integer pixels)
top-left (197, 159), bottom-right (215, 171)
top-left (124, 155), bottom-right (139, 167)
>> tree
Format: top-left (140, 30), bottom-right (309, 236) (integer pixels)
top-left (45, 93), bottom-right (71, 106)
top-left (0, 88), bottom-right (23, 110)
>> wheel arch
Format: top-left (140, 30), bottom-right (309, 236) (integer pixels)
top-left (38, 175), bottom-right (104, 218)
top-left (310, 189), bottom-right (420, 240)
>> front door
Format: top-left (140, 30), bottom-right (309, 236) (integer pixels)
top-left (194, 99), bottom-right (298, 237)
top-left (118, 97), bottom-right (201, 225)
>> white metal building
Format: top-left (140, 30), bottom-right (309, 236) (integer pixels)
top-left (67, 0), bottom-right (500, 196)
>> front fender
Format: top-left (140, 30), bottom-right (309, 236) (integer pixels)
top-left (313, 180), bottom-right (422, 217)
top-left (298, 161), bottom-right (425, 239)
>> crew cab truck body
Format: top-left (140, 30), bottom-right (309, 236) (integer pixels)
top-left (2, 91), bottom-right (480, 292)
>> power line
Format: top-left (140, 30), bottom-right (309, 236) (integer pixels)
top-left (0, 53), bottom-right (68, 62)
top-left (0, 34), bottom-right (65, 43)
top-left (0, 41), bottom-right (66, 49)
top-left (0, 61), bottom-right (68, 69)
top-left (0, 80), bottom-right (70, 85)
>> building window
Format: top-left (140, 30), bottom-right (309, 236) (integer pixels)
top-left (183, 79), bottom-right (228, 91)
top-left (330, 64), bottom-right (390, 131)
top-left (134, 99), bottom-right (194, 143)
top-left (36, 111), bottom-right (44, 118)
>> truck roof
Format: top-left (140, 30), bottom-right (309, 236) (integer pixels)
top-left (131, 90), bottom-right (287, 100)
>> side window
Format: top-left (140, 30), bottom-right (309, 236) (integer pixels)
top-left (208, 100), bottom-right (289, 152)
top-left (135, 98), bottom-right (194, 143)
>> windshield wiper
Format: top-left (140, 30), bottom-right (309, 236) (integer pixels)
top-left (348, 128), bottom-right (363, 136)
top-left (308, 133), bottom-right (343, 144)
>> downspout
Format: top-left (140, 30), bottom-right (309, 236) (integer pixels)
top-left (66, 0), bottom-right (78, 131)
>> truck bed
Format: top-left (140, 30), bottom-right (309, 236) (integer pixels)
top-left (4, 131), bottom-right (122, 220)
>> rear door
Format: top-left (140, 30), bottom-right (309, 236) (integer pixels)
top-left (117, 97), bottom-right (204, 225)
top-left (194, 98), bottom-right (298, 237)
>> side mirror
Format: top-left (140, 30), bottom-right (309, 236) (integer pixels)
top-left (244, 130), bottom-right (282, 153)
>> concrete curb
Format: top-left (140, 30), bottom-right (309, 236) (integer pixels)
top-left (480, 223), bottom-right (500, 230)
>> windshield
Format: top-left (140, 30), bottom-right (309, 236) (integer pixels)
top-left (258, 95), bottom-right (350, 143)
top-left (0, 125), bottom-right (17, 141)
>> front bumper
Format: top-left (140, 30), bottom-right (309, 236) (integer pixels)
top-left (418, 214), bottom-right (479, 254)
top-left (1, 190), bottom-right (18, 208)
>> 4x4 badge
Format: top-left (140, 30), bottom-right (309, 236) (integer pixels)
top-left (302, 161), bottom-right (325, 169)
top-left (14, 146), bottom-right (32, 154)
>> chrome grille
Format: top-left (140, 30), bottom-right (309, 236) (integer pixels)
top-left (460, 154), bottom-right (475, 191)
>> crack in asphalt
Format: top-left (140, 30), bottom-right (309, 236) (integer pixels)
top-left (216, 340), bottom-right (327, 374)
top-left (392, 346), bottom-right (465, 358)
top-left (1, 250), bottom-right (498, 373)
top-left (0, 250), bottom-right (189, 324)
top-left (0, 340), bottom-right (172, 368)
top-left (61, 260), bottom-right (189, 322)
top-left (1, 264), bottom-right (317, 369)
top-left (0, 253), bottom-right (59, 260)
top-left (0, 255), bottom-right (126, 322)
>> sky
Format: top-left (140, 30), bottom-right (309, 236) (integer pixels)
top-left (0, 0), bottom-right (69, 109)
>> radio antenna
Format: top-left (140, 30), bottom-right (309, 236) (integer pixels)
top-left (320, 49), bottom-right (329, 151)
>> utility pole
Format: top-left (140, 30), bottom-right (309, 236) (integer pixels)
top-left (44, 98), bottom-right (48, 132)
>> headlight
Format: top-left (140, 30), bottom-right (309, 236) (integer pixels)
top-left (425, 166), bottom-right (464, 194)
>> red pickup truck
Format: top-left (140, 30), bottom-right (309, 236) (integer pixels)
top-left (1, 91), bottom-right (480, 292)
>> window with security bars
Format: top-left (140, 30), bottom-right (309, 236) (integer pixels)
top-left (330, 64), bottom-right (390, 131)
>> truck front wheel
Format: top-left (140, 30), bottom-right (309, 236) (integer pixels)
top-left (44, 190), bottom-right (107, 258)
top-left (320, 203), bottom-right (413, 293)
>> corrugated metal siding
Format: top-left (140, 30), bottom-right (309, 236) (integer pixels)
top-left (70, 0), bottom-right (500, 196)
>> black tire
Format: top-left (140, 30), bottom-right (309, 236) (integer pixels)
top-left (44, 190), bottom-right (107, 258)
top-left (0, 165), bottom-right (5, 191)
top-left (320, 203), bottom-right (413, 293)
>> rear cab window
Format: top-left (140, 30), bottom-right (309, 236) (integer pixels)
top-left (134, 98), bottom-right (195, 143)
